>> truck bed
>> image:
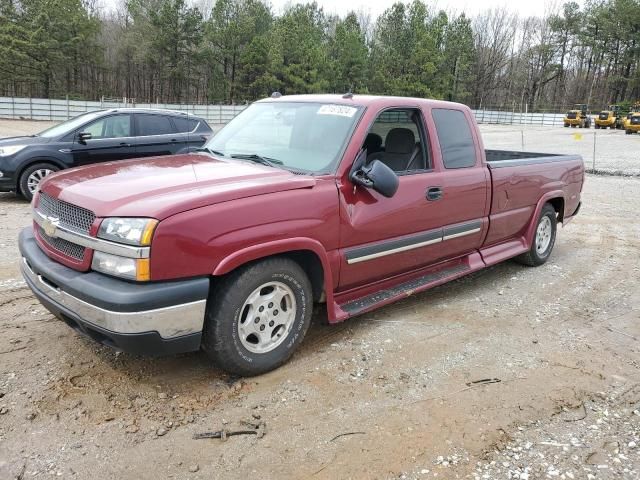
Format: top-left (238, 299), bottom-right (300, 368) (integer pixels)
top-left (485, 149), bottom-right (582, 168)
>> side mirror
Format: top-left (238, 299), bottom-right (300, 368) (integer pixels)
top-left (350, 155), bottom-right (399, 198)
top-left (77, 132), bottom-right (92, 144)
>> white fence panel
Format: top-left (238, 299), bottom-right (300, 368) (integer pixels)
top-left (0, 96), bottom-right (249, 125)
top-left (1, 96), bottom-right (579, 127)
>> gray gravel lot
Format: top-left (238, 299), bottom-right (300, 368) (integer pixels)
top-left (0, 119), bottom-right (639, 479)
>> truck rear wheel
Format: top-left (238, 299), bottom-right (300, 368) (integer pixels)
top-left (516, 204), bottom-right (557, 267)
top-left (202, 257), bottom-right (313, 376)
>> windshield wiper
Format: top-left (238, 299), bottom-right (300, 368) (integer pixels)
top-left (230, 153), bottom-right (283, 168)
top-left (196, 146), bottom-right (226, 156)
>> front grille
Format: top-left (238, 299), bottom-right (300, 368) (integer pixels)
top-left (38, 226), bottom-right (85, 260)
top-left (37, 192), bottom-right (95, 234)
top-left (566, 113), bottom-right (577, 119)
top-left (599, 113), bottom-right (609, 120)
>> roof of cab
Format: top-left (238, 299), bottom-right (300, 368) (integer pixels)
top-left (256, 93), bottom-right (469, 111)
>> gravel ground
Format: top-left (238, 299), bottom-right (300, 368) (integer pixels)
top-left (0, 120), bottom-right (639, 479)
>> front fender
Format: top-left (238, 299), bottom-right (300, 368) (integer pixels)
top-left (212, 237), bottom-right (339, 322)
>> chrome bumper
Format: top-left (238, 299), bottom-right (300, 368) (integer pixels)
top-left (21, 257), bottom-right (206, 339)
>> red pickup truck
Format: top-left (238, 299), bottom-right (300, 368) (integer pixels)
top-left (19, 95), bottom-right (584, 375)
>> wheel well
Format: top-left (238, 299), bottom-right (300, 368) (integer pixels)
top-left (214, 250), bottom-right (326, 303)
top-left (282, 251), bottom-right (325, 302)
top-left (547, 197), bottom-right (565, 223)
top-left (16, 159), bottom-right (62, 188)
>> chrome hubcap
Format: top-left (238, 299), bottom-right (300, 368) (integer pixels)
top-left (27, 168), bottom-right (53, 194)
top-left (237, 281), bottom-right (296, 354)
top-left (535, 216), bottom-right (552, 255)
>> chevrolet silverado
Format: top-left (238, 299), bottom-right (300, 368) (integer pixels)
top-left (19, 94), bottom-right (584, 376)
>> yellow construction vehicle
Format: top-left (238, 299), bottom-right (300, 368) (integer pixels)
top-left (624, 111), bottom-right (640, 134)
top-left (594, 105), bottom-right (624, 129)
top-left (563, 104), bottom-right (591, 128)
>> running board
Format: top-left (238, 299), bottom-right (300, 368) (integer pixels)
top-left (339, 263), bottom-right (471, 318)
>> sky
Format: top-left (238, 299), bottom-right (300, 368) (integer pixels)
top-left (267, 0), bottom-right (584, 19)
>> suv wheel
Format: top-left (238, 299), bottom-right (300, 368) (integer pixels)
top-left (19, 163), bottom-right (59, 201)
top-left (202, 257), bottom-right (313, 376)
top-left (516, 203), bottom-right (557, 267)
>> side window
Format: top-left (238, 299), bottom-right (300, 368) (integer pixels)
top-left (432, 109), bottom-right (476, 169)
top-left (364, 108), bottom-right (429, 174)
top-left (136, 114), bottom-right (176, 136)
top-left (83, 115), bottom-right (131, 139)
top-left (173, 117), bottom-right (199, 133)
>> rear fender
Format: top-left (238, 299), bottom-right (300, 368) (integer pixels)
top-left (212, 237), bottom-right (338, 321)
top-left (524, 191), bottom-right (564, 247)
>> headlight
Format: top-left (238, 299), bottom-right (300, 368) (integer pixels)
top-left (0, 145), bottom-right (27, 157)
top-left (98, 217), bottom-right (158, 246)
top-left (91, 251), bottom-right (150, 281)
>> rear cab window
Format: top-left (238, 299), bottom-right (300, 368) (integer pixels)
top-left (432, 109), bottom-right (476, 169)
top-left (136, 114), bottom-right (176, 136)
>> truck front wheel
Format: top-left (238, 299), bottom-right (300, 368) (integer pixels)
top-left (202, 258), bottom-right (313, 376)
top-left (516, 203), bottom-right (557, 267)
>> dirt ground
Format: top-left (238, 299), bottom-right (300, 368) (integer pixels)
top-left (1, 122), bottom-right (640, 479)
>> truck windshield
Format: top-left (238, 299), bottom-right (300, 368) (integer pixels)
top-left (204, 102), bottom-right (363, 174)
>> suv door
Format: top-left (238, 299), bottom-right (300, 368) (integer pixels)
top-left (70, 114), bottom-right (135, 166)
top-left (172, 116), bottom-right (206, 152)
top-left (134, 113), bottom-right (181, 158)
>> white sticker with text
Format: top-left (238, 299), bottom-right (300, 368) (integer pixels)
top-left (317, 105), bottom-right (358, 117)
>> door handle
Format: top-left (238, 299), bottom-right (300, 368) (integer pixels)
top-left (119, 142), bottom-right (130, 147)
top-left (426, 187), bottom-right (443, 201)
top-left (170, 138), bottom-right (178, 142)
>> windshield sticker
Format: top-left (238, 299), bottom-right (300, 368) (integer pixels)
top-left (317, 105), bottom-right (358, 118)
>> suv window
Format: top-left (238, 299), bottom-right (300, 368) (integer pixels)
top-left (173, 117), bottom-right (199, 133)
top-left (83, 115), bottom-right (131, 139)
top-left (364, 108), bottom-right (428, 173)
top-left (432, 109), bottom-right (476, 169)
top-left (136, 114), bottom-right (176, 136)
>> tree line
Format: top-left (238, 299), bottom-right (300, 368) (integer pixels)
top-left (0, 0), bottom-right (638, 111)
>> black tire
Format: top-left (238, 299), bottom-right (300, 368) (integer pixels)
top-left (516, 203), bottom-right (557, 267)
top-left (626, 129), bottom-right (632, 135)
top-left (564, 124), bottom-right (569, 128)
top-left (19, 163), bottom-right (59, 202)
top-left (595, 124), bottom-right (600, 129)
top-left (202, 257), bottom-right (313, 376)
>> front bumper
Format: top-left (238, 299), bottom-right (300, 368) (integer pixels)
top-left (626, 124), bottom-right (640, 132)
top-left (19, 227), bottom-right (210, 356)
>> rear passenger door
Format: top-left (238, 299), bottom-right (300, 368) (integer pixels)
top-left (428, 108), bottom-right (490, 261)
top-left (173, 116), bottom-right (207, 151)
top-left (133, 114), bottom-right (181, 158)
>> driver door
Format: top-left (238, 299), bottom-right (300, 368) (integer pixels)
top-left (338, 108), bottom-right (446, 290)
top-left (71, 114), bottom-right (135, 166)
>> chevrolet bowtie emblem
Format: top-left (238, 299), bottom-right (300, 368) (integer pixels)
top-left (43, 216), bottom-right (60, 237)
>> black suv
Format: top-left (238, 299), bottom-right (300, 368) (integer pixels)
top-left (0, 108), bottom-right (213, 200)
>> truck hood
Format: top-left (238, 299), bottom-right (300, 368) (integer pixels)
top-left (39, 153), bottom-right (317, 219)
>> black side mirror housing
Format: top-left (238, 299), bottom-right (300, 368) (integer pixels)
top-left (77, 132), bottom-right (92, 144)
top-left (350, 152), bottom-right (399, 198)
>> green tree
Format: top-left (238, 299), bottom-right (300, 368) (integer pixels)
top-left (205, 0), bottom-right (272, 103)
top-left (328, 12), bottom-right (369, 93)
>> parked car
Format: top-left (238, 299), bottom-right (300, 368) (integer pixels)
top-left (19, 94), bottom-right (584, 376)
top-left (0, 108), bottom-right (213, 200)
